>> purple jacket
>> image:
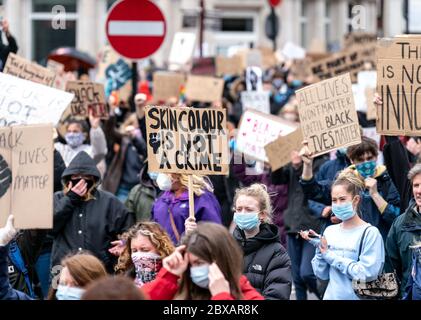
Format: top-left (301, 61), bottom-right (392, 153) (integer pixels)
top-left (152, 190), bottom-right (222, 244)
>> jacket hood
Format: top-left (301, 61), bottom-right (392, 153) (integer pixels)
top-left (234, 223), bottom-right (280, 255)
top-left (61, 151), bottom-right (101, 182)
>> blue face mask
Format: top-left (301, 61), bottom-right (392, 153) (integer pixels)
top-left (290, 79), bottom-right (303, 88)
top-left (56, 285), bottom-right (85, 300)
top-left (234, 211), bottom-right (260, 230)
top-left (65, 132), bottom-right (85, 148)
top-left (355, 160), bottom-right (376, 179)
top-left (272, 79), bottom-right (283, 89)
top-left (229, 138), bottom-right (237, 151)
top-left (148, 172), bottom-right (159, 180)
top-left (190, 264), bottom-right (210, 289)
top-left (331, 202), bottom-right (356, 221)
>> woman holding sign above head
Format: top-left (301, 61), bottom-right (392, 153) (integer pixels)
top-left (55, 111), bottom-right (108, 178)
top-left (151, 173), bottom-right (222, 245)
top-left (299, 136), bottom-right (401, 241)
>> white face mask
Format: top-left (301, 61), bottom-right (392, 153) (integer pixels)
top-left (156, 173), bottom-right (172, 191)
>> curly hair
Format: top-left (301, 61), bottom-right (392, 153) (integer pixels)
top-left (114, 221), bottom-right (175, 275)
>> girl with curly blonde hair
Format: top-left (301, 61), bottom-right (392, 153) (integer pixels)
top-left (115, 221), bottom-right (175, 287)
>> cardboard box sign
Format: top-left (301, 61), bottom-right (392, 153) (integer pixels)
top-left (66, 81), bottom-right (106, 117)
top-left (0, 124), bottom-right (53, 229)
top-left (96, 45), bottom-right (132, 103)
top-left (145, 105), bottom-right (229, 175)
top-left (296, 73), bottom-right (361, 157)
top-left (265, 128), bottom-right (304, 171)
top-left (153, 72), bottom-right (186, 102)
top-left (236, 110), bottom-right (299, 162)
top-left (0, 73), bottom-right (74, 127)
top-left (376, 35), bottom-right (421, 135)
top-left (240, 91), bottom-right (270, 114)
top-left (185, 75), bottom-right (224, 102)
top-left (88, 103), bottom-right (109, 119)
top-left (344, 32), bottom-right (377, 48)
top-left (4, 53), bottom-right (55, 86)
top-left (215, 56), bottom-right (243, 76)
top-left (310, 44), bottom-right (376, 83)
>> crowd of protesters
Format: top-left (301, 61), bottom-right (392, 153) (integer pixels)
top-left (1, 21), bottom-right (421, 301)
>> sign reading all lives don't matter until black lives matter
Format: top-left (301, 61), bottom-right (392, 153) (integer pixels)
top-left (145, 106), bottom-right (229, 175)
top-left (296, 73), bottom-right (361, 156)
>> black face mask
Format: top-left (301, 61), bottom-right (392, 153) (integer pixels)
top-left (70, 178), bottom-right (94, 190)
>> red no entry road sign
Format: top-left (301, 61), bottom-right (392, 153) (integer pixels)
top-left (268, 0), bottom-right (282, 7)
top-left (105, 0), bottom-right (167, 60)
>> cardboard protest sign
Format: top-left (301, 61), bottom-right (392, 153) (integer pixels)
top-left (376, 35), bottom-right (421, 135)
top-left (215, 56), bottom-right (243, 76)
top-left (65, 81), bottom-right (106, 117)
top-left (46, 59), bottom-right (65, 74)
top-left (290, 58), bottom-right (313, 82)
top-left (0, 73), bottom-right (74, 127)
top-left (145, 106), bottom-right (229, 175)
top-left (236, 110), bottom-right (298, 162)
top-left (282, 42), bottom-right (306, 60)
top-left (0, 124), bottom-right (53, 229)
top-left (96, 45), bottom-right (132, 102)
top-left (241, 91), bottom-right (270, 114)
top-left (310, 44), bottom-right (376, 83)
top-left (259, 47), bottom-right (278, 69)
top-left (168, 32), bottom-right (196, 71)
top-left (365, 87), bottom-right (377, 120)
top-left (152, 72), bottom-right (185, 102)
top-left (185, 75), bottom-right (224, 102)
top-left (246, 67), bottom-right (263, 91)
top-left (344, 32), bottom-right (377, 48)
top-left (88, 103), bottom-right (109, 119)
top-left (265, 128), bottom-right (304, 171)
top-left (4, 53), bottom-right (55, 86)
top-left (296, 73), bottom-right (361, 157)
top-left (246, 50), bottom-right (262, 67)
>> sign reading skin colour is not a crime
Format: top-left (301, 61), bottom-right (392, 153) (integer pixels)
top-left (145, 106), bottom-right (229, 175)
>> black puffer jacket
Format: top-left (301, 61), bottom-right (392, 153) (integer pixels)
top-left (51, 151), bottom-right (135, 273)
top-left (233, 223), bottom-right (292, 300)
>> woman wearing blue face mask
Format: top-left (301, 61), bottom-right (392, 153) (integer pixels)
top-left (300, 170), bottom-right (385, 300)
top-left (48, 253), bottom-right (107, 300)
top-left (55, 113), bottom-right (108, 178)
top-left (142, 222), bottom-right (264, 300)
top-left (232, 184), bottom-right (292, 300)
top-left (300, 136), bottom-right (400, 242)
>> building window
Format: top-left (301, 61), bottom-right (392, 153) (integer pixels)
top-left (325, 0), bottom-right (332, 48)
top-left (33, 0), bottom-right (76, 12)
top-left (221, 18), bottom-right (253, 32)
top-left (107, 0), bottom-right (118, 10)
top-left (182, 15), bottom-right (197, 28)
top-left (300, 0), bottom-right (309, 48)
top-left (31, 0), bottom-right (77, 64)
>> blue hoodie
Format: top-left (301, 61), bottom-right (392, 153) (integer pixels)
top-left (312, 223), bottom-right (384, 300)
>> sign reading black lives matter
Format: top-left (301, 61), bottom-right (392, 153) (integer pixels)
top-left (145, 106), bottom-right (229, 175)
top-left (376, 35), bottom-right (421, 135)
top-left (296, 73), bottom-right (361, 157)
top-left (0, 124), bottom-right (53, 229)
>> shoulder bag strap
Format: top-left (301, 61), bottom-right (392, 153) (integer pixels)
top-left (168, 208), bottom-right (181, 243)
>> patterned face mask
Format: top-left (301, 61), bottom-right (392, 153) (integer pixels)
top-left (131, 251), bottom-right (162, 287)
top-left (355, 160), bottom-right (377, 179)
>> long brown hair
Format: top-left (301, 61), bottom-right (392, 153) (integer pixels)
top-left (47, 252), bottom-right (107, 300)
top-left (176, 222), bottom-right (244, 300)
top-left (115, 221), bottom-right (175, 275)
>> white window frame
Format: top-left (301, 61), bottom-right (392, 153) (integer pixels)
top-left (212, 11), bottom-right (259, 57)
top-left (27, 0), bottom-right (79, 61)
top-left (299, 0), bottom-right (308, 48)
top-left (325, 0), bottom-right (332, 47)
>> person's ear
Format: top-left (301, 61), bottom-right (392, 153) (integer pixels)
top-left (259, 211), bottom-right (266, 222)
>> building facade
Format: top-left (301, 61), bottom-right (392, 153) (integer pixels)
top-left (2, 0), bottom-right (407, 67)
